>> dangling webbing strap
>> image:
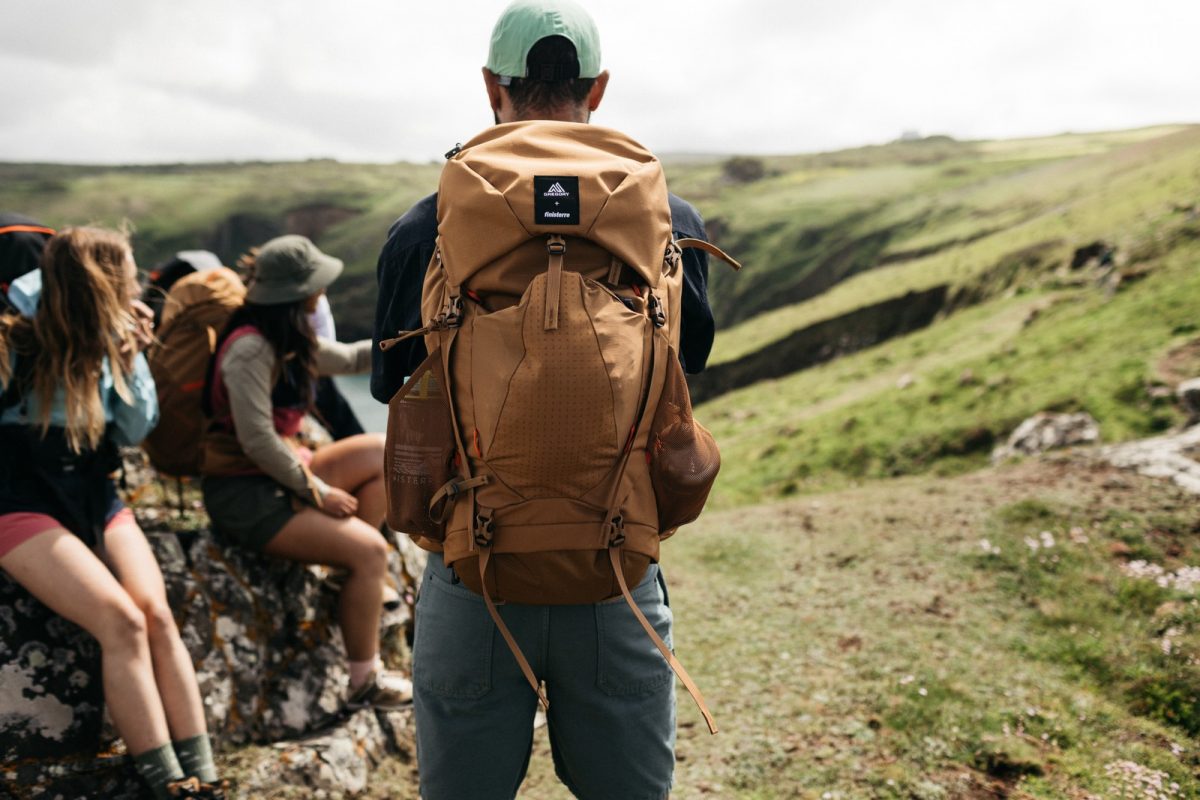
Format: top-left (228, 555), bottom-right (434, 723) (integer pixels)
top-left (675, 237), bottom-right (743, 272)
top-left (477, 544), bottom-right (550, 711)
top-left (380, 294), bottom-right (464, 351)
top-left (608, 546), bottom-right (718, 734)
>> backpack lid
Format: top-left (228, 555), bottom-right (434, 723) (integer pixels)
top-left (158, 266), bottom-right (246, 330)
top-left (438, 121), bottom-right (671, 289)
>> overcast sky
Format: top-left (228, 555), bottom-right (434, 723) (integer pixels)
top-left (1, 0), bottom-right (1197, 164)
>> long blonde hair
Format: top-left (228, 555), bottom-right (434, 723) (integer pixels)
top-left (0, 226), bottom-right (139, 451)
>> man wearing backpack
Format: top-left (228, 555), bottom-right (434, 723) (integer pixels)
top-left (372, 2), bottom-right (725, 797)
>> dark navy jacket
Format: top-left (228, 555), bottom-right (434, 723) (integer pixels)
top-left (371, 191), bottom-right (714, 403)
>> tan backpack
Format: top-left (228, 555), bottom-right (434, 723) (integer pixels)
top-left (143, 267), bottom-right (246, 476)
top-left (381, 121), bottom-right (739, 733)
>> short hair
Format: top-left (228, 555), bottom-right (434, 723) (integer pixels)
top-left (506, 36), bottom-right (595, 116)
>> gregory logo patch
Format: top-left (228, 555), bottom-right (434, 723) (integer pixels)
top-left (534, 176), bottom-right (579, 225)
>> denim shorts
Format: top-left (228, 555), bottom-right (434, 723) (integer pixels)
top-left (413, 551), bottom-right (677, 800)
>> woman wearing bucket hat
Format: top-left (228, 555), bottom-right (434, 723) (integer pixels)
top-left (199, 234), bottom-right (411, 709)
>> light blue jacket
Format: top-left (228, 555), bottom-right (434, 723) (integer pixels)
top-left (1, 270), bottom-right (159, 446)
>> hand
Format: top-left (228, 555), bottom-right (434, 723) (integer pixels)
top-left (129, 299), bottom-right (155, 352)
top-left (320, 487), bottom-right (359, 519)
top-left (119, 299), bottom-right (155, 364)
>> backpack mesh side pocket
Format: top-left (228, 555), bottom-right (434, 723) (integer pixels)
top-left (385, 349), bottom-right (456, 541)
top-left (647, 348), bottom-right (721, 536)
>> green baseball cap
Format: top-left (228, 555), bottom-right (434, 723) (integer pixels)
top-left (486, 0), bottom-right (602, 82)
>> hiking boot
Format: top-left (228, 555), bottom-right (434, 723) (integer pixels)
top-left (346, 668), bottom-right (413, 710)
top-left (166, 776), bottom-right (230, 799)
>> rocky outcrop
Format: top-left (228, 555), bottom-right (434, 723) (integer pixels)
top-left (0, 510), bottom-right (419, 798)
top-left (991, 412), bottom-right (1101, 462)
top-left (1103, 423), bottom-right (1200, 495)
top-left (1178, 378), bottom-right (1200, 425)
top-left (238, 708), bottom-right (414, 798)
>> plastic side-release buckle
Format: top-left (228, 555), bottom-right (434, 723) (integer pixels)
top-left (603, 515), bottom-right (626, 548)
top-left (647, 294), bottom-right (666, 328)
top-left (474, 510), bottom-right (495, 548)
top-left (444, 295), bottom-right (464, 328)
top-left (663, 243), bottom-right (682, 277)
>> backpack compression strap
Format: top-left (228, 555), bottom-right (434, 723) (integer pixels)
top-left (432, 293), bottom-right (548, 711)
top-left (607, 546), bottom-right (718, 735)
top-left (598, 324), bottom-right (720, 736)
top-left (476, 542), bottom-right (550, 712)
top-left (674, 238), bottom-right (743, 272)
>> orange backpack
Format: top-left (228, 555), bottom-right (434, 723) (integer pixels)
top-left (381, 121), bottom-right (739, 733)
top-left (143, 267), bottom-right (246, 477)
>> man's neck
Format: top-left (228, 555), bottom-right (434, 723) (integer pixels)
top-left (505, 106), bottom-right (590, 124)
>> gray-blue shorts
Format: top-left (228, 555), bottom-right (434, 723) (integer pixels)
top-left (413, 551), bottom-right (677, 800)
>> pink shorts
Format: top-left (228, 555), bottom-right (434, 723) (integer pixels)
top-left (0, 507), bottom-right (136, 560)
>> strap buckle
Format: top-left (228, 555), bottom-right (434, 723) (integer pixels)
top-left (473, 510), bottom-right (495, 548)
top-left (443, 295), bottom-right (464, 328)
top-left (604, 515), bottom-right (626, 548)
top-left (647, 294), bottom-right (666, 328)
top-left (546, 236), bottom-right (567, 255)
top-left (663, 244), bottom-right (682, 277)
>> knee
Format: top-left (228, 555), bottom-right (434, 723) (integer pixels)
top-left (96, 599), bottom-right (148, 653)
top-left (139, 600), bottom-right (180, 642)
top-left (361, 434), bottom-right (385, 466)
top-left (357, 536), bottom-right (389, 575)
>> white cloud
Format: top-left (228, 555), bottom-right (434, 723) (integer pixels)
top-left (0, 0), bottom-right (1196, 163)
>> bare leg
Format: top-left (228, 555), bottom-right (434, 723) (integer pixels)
top-left (0, 528), bottom-right (170, 755)
top-left (311, 433), bottom-right (387, 529)
top-left (101, 520), bottom-right (207, 742)
top-left (263, 509), bottom-right (387, 661)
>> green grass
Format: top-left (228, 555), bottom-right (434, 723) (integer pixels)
top-left (698, 234), bottom-right (1200, 508)
top-left (976, 498), bottom-right (1200, 738)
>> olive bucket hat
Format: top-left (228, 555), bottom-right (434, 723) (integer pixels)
top-left (245, 235), bottom-right (343, 305)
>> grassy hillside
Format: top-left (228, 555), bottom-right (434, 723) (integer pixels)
top-left (0, 160), bottom-right (442, 337)
top-left (686, 125), bottom-right (1200, 507)
top-left (698, 125), bottom-right (1198, 364)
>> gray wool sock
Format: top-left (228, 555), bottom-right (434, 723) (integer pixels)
top-left (174, 733), bottom-right (219, 784)
top-left (133, 742), bottom-right (185, 800)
